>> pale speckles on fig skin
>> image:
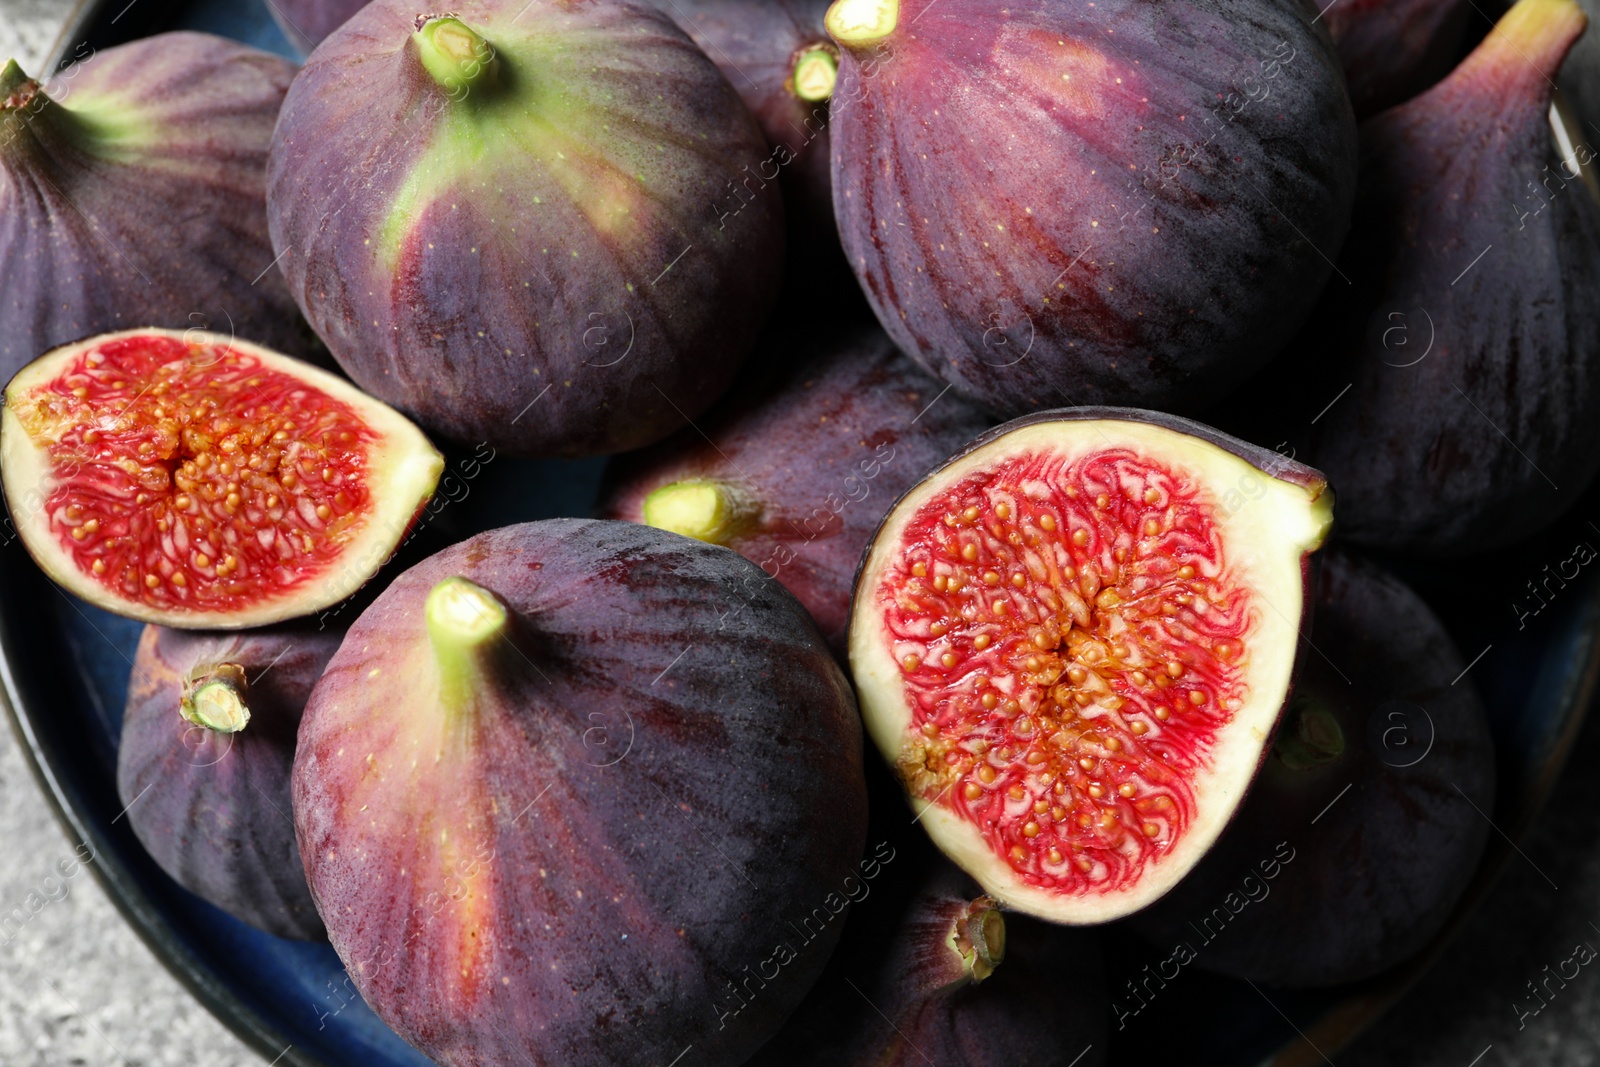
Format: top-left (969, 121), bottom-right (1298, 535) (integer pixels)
top-left (293, 519), bottom-right (867, 1067)
top-left (0, 33), bottom-right (310, 378)
top-left (117, 624), bottom-right (340, 940)
top-left (599, 323), bottom-right (992, 655)
top-left (267, 0), bottom-right (785, 458)
top-left (828, 0), bottom-right (1357, 418)
top-left (1129, 550), bottom-right (1495, 987)
top-left (1288, 1), bottom-right (1600, 554)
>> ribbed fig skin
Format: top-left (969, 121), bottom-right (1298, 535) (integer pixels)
top-left (660, 0), bottom-right (838, 261)
top-left (826, 0), bottom-right (1357, 418)
top-left (1323, 0), bottom-right (1471, 117)
top-left (0, 33), bottom-right (311, 378)
top-left (1128, 550), bottom-right (1494, 986)
top-left (747, 867), bottom-right (1108, 1067)
top-left (293, 519), bottom-right (867, 1067)
top-left (117, 624), bottom-right (339, 940)
top-left (1237, 0), bottom-right (1600, 554)
top-left (267, 0), bottom-right (786, 458)
top-left (267, 0), bottom-right (369, 52)
top-left (599, 321), bottom-right (992, 655)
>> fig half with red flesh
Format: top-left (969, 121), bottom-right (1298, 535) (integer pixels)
top-left (599, 321), bottom-right (991, 656)
top-left (822, 0), bottom-right (1358, 417)
top-left (118, 623), bottom-right (340, 940)
top-left (850, 409), bottom-right (1333, 924)
top-left (1127, 549), bottom-right (1495, 986)
top-left (0, 329), bottom-right (444, 628)
top-left (293, 519), bottom-right (868, 1067)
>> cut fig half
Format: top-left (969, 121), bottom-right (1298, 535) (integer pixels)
top-left (849, 408), bottom-right (1333, 924)
top-left (1, 329), bottom-right (444, 628)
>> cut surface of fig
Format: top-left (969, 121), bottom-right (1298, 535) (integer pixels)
top-left (1, 329), bottom-right (443, 627)
top-left (850, 409), bottom-right (1332, 924)
top-left (294, 519), bottom-right (867, 1067)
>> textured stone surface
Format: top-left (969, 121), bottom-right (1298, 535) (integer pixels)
top-left (0, 0), bottom-right (76, 73)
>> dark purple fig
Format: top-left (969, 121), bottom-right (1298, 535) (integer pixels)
top-left (821, 0), bottom-right (1357, 418)
top-left (598, 320), bottom-right (991, 656)
top-left (747, 867), bottom-right (1108, 1067)
top-left (267, 0), bottom-right (785, 458)
top-left (1322, 0), bottom-right (1471, 117)
top-left (660, 0), bottom-right (839, 266)
top-left (293, 519), bottom-right (867, 1067)
top-left (266, 0), bottom-right (369, 52)
top-left (117, 624), bottom-right (340, 940)
top-left (1127, 549), bottom-right (1495, 987)
top-left (1227, 0), bottom-right (1600, 555)
top-left (0, 33), bottom-right (312, 379)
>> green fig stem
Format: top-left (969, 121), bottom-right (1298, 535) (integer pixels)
top-left (180, 663), bottom-right (252, 733)
top-left (791, 45), bottom-right (839, 102)
top-left (1456, 0), bottom-right (1585, 97)
top-left (950, 896), bottom-right (1006, 985)
top-left (426, 576), bottom-right (510, 712)
top-left (825, 0), bottom-right (898, 48)
top-left (413, 16), bottom-right (501, 96)
top-left (1274, 698), bottom-right (1345, 771)
top-left (642, 480), bottom-right (759, 546)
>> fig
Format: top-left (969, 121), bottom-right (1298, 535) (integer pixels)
top-left (117, 624), bottom-right (339, 939)
top-left (0, 328), bottom-right (444, 628)
top-left (661, 0), bottom-right (839, 263)
top-left (821, 0), bottom-right (1358, 417)
top-left (747, 867), bottom-right (1108, 1066)
top-left (1322, 0), bottom-right (1471, 117)
top-left (1227, 0), bottom-right (1600, 555)
top-left (1127, 549), bottom-right (1495, 986)
top-left (293, 519), bottom-right (867, 1067)
top-left (599, 320), bottom-right (991, 655)
top-left (0, 33), bottom-right (312, 379)
top-left (267, 0), bottom-right (786, 458)
top-left (849, 408), bottom-right (1334, 925)
top-left (267, 0), bottom-right (369, 52)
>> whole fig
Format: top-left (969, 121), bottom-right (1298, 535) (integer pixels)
top-left (118, 624), bottom-right (340, 939)
top-left (0, 33), bottom-right (310, 378)
top-left (293, 519), bottom-right (868, 1067)
top-left (267, 0), bottom-right (786, 458)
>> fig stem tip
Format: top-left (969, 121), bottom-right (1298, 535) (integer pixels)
top-left (413, 15), bottom-right (499, 95)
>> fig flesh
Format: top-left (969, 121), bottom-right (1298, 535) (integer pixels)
top-left (293, 519), bottom-right (867, 1067)
top-left (661, 0), bottom-right (839, 264)
top-left (747, 867), bottom-right (1108, 1067)
top-left (118, 624), bottom-right (339, 939)
top-left (849, 408), bottom-right (1333, 924)
top-left (1232, 0), bottom-right (1600, 554)
top-left (267, 0), bottom-right (786, 457)
top-left (0, 329), bottom-right (444, 628)
top-left (822, 0), bottom-right (1358, 416)
top-left (1321, 0), bottom-right (1471, 117)
top-left (0, 33), bottom-right (311, 378)
top-left (599, 321), bottom-right (991, 655)
top-left (1128, 549), bottom-right (1495, 986)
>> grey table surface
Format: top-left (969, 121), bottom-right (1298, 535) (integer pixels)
top-left (1, 0), bottom-right (1600, 1062)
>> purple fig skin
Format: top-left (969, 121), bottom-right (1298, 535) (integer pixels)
top-left (1243, 0), bottom-right (1600, 555)
top-left (266, 0), bottom-right (786, 458)
top-left (117, 624), bottom-right (340, 940)
top-left (1127, 549), bottom-right (1495, 987)
top-left (659, 0), bottom-right (838, 262)
top-left (598, 321), bottom-right (992, 656)
top-left (293, 519), bottom-right (867, 1067)
top-left (1321, 0), bottom-right (1471, 117)
top-left (746, 868), bottom-right (1108, 1067)
top-left (824, 0), bottom-right (1357, 419)
top-left (0, 33), bottom-right (313, 378)
top-left (266, 0), bottom-right (369, 52)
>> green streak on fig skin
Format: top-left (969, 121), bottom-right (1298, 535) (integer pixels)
top-left (425, 576), bottom-right (510, 713)
top-left (413, 17), bottom-right (501, 95)
top-left (791, 46), bottom-right (838, 102)
top-left (0, 56), bottom-right (176, 170)
top-left (180, 663), bottom-right (252, 733)
top-left (642, 479), bottom-right (759, 545)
